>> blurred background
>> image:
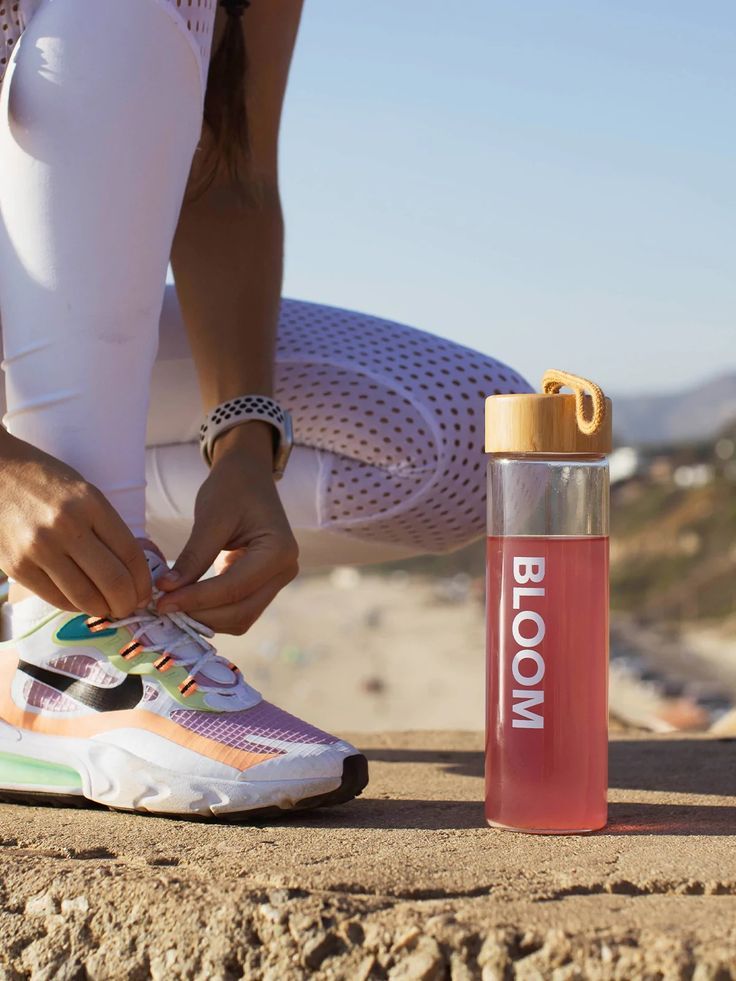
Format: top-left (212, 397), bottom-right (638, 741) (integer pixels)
top-left (225, 1), bottom-right (736, 734)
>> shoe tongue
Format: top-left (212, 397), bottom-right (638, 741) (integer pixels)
top-left (143, 548), bottom-right (168, 585)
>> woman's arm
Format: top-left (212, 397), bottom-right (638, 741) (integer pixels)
top-left (159, 1), bottom-right (305, 632)
top-left (170, 0), bottom-right (303, 408)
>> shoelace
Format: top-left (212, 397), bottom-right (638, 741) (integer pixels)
top-left (99, 588), bottom-right (239, 697)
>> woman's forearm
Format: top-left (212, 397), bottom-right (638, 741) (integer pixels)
top-left (170, 176), bottom-right (284, 410)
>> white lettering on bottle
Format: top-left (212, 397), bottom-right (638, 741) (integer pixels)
top-left (513, 586), bottom-right (544, 609)
top-left (513, 557), bottom-right (545, 584)
top-left (512, 610), bottom-right (545, 649)
top-left (511, 557), bottom-right (545, 729)
top-left (512, 650), bottom-right (545, 687)
top-left (511, 690), bottom-right (545, 726)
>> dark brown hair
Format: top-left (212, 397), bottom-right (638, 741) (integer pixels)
top-left (190, 2), bottom-right (250, 199)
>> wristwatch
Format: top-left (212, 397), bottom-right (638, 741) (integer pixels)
top-left (199, 395), bottom-right (294, 480)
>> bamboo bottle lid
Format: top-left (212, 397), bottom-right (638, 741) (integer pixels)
top-left (485, 369), bottom-right (613, 455)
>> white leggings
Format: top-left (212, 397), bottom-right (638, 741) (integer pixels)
top-left (0, 0), bottom-right (531, 570)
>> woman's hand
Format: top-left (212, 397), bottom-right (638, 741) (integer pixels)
top-left (156, 423), bottom-right (299, 634)
top-left (0, 434), bottom-right (151, 617)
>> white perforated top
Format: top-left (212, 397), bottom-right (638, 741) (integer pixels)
top-left (2, 0), bottom-right (217, 90)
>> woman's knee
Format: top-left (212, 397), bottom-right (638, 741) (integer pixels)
top-left (274, 299), bottom-right (531, 556)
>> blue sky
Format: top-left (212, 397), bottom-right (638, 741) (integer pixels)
top-left (280, 1), bottom-right (735, 394)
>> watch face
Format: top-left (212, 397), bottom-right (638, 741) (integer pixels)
top-left (274, 410), bottom-right (294, 480)
top-left (282, 409), bottom-right (294, 448)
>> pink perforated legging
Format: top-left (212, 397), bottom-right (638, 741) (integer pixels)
top-left (0, 0), bottom-right (531, 570)
top-left (147, 295), bottom-right (531, 566)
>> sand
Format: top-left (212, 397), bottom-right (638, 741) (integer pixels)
top-left (0, 730), bottom-right (735, 979)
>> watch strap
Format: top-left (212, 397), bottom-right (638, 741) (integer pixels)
top-left (199, 395), bottom-right (293, 479)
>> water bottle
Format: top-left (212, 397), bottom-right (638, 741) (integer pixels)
top-left (484, 369), bottom-right (612, 833)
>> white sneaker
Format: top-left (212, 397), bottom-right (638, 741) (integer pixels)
top-left (0, 550), bottom-right (368, 819)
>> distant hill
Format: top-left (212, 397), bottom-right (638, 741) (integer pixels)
top-left (614, 372), bottom-right (736, 446)
top-left (609, 471), bottom-right (736, 622)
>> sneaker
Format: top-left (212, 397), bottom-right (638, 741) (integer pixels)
top-left (0, 549), bottom-right (368, 819)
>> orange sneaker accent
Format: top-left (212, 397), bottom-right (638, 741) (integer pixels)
top-left (119, 641), bottom-right (143, 660)
top-left (0, 651), bottom-right (278, 772)
top-left (178, 675), bottom-right (198, 697)
top-left (86, 617), bottom-right (112, 633)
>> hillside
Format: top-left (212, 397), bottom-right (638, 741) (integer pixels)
top-left (610, 475), bottom-right (736, 621)
top-left (614, 372), bottom-right (736, 445)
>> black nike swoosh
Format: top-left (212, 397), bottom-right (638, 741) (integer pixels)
top-left (18, 661), bottom-right (144, 713)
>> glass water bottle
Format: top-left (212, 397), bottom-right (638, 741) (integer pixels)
top-left (484, 370), bottom-right (611, 833)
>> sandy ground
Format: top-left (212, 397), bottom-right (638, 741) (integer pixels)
top-left (1, 731), bottom-right (735, 979)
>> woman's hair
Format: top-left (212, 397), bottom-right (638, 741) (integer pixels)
top-left (189, 1), bottom-right (250, 199)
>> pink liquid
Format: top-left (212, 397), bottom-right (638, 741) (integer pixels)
top-left (486, 536), bottom-right (609, 832)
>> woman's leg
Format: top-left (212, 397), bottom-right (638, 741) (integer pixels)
top-left (146, 293), bottom-right (532, 566)
top-left (0, 5), bottom-right (368, 818)
top-left (0, 0), bottom-right (209, 537)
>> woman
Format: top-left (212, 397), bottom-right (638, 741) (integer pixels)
top-left (0, 0), bottom-right (528, 819)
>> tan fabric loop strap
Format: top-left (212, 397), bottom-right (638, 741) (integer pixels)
top-left (541, 369), bottom-right (607, 436)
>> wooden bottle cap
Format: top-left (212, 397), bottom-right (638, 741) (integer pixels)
top-left (485, 370), bottom-right (613, 455)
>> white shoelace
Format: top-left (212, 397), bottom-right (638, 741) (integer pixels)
top-left (107, 588), bottom-right (234, 693)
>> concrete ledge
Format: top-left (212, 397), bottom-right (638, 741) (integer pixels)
top-left (0, 731), bottom-right (735, 978)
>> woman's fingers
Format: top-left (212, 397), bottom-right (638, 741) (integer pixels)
top-left (69, 534), bottom-right (141, 619)
top-left (0, 440), bottom-right (151, 618)
top-left (157, 541), bottom-right (292, 615)
top-left (157, 511), bottom-right (225, 594)
top-left (91, 496), bottom-right (151, 606)
top-left (193, 567), bottom-right (296, 635)
top-left (13, 566), bottom-right (79, 613)
top-left (42, 554), bottom-right (109, 617)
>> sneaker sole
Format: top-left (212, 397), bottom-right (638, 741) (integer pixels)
top-left (0, 724), bottom-right (369, 820)
top-left (0, 752), bottom-right (369, 822)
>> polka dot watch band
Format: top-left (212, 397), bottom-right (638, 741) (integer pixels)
top-left (199, 395), bottom-right (294, 479)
